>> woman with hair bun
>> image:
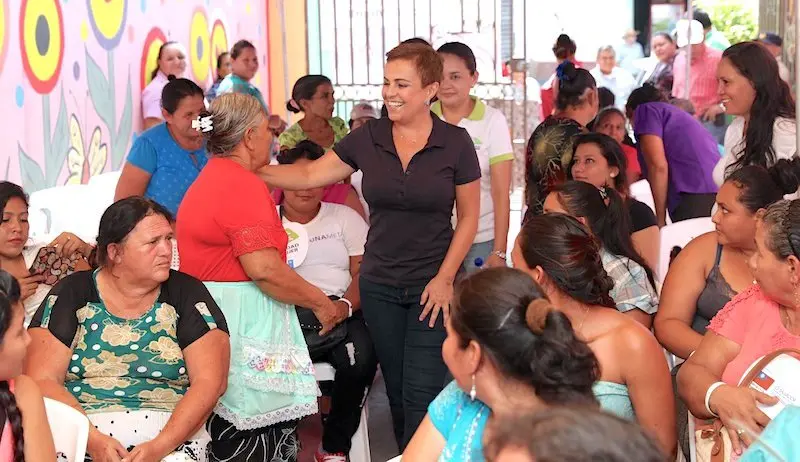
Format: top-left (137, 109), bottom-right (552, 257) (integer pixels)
top-left (280, 75), bottom-right (348, 151)
top-left (657, 158), bottom-right (800, 360)
top-left (513, 214), bottom-right (675, 456)
top-left (713, 41), bottom-right (797, 192)
top-left (178, 93), bottom-right (342, 461)
top-left (403, 267), bottom-right (599, 461)
top-left (524, 60), bottom-right (598, 218)
top-left (117, 77), bottom-right (207, 216)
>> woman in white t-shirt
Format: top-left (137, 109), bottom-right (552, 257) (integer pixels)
top-left (713, 42), bottom-right (797, 191)
top-left (0, 182), bottom-right (93, 325)
top-left (275, 142), bottom-right (378, 462)
top-left (434, 42), bottom-right (514, 272)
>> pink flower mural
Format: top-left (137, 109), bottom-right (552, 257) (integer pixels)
top-left (6, 0), bottom-right (269, 191)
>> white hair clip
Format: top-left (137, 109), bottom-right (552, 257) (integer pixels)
top-left (192, 115), bottom-right (214, 133)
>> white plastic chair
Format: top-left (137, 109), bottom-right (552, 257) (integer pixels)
top-left (387, 457), bottom-right (402, 462)
top-left (44, 397), bottom-right (90, 462)
top-left (314, 362), bottom-right (371, 462)
top-left (629, 179), bottom-right (673, 225)
top-left (657, 217), bottom-right (715, 284)
top-left (28, 185), bottom-right (95, 243)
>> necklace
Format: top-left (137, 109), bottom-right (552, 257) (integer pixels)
top-left (577, 305), bottom-right (591, 335)
top-left (394, 128), bottom-right (419, 144)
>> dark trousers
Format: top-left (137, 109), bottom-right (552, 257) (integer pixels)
top-left (359, 278), bottom-right (448, 451)
top-left (310, 312), bottom-right (378, 454)
top-left (672, 193), bottom-right (717, 222)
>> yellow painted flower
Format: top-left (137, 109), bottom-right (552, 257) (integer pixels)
top-left (84, 376), bottom-right (133, 391)
top-left (72, 325), bottom-right (88, 351)
top-left (66, 115), bottom-right (107, 185)
top-left (87, 0), bottom-right (127, 50)
top-left (138, 387), bottom-right (181, 406)
top-left (20, 0), bottom-right (64, 94)
top-left (76, 304), bottom-right (98, 323)
top-left (145, 337), bottom-right (182, 364)
top-left (100, 323), bottom-right (143, 347)
top-left (151, 303), bottom-right (177, 335)
top-left (81, 351), bottom-right (137, 377)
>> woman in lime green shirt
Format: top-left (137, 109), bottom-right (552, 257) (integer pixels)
top-left (279, 75), bottom-right (349, 150)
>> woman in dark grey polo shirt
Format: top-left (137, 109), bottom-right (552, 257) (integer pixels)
top-left (261, 42), bottom-right (481, 450)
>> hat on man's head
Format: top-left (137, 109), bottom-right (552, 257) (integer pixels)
top-left (759, 32), bottom-right (783, 47)
top-left (676, 19), bottom-right (705, 48)
top-left (350, 102), bottom-right (379, 121)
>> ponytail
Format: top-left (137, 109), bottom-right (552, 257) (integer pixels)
top-left (0, 270), bottom-right (23, 462)
top-left (451, 268), bottom-right (599, 406)
top-left (725, 158), bottom-right (800, 215)
top-left (551, 181), bottom-right (657, 289)
top-left (525, 309), bottom-right (599, 406)
top-left (0, 382), bottom-right (23, 462)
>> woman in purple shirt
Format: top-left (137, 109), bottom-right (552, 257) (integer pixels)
top-left (626, 85), bottom-right (719, 226)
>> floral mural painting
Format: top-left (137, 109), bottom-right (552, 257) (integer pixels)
top-left (66, 114), bottom-right (108, 185)
top-left (18, 0), bottom-right (69, 193)
top-left (85, 0), bottom-right (132, 172)
top-left (5, 0), bottom-right (268, 191)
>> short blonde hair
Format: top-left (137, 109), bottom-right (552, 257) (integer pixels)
top-left (203, 93), bottom-right (267, 156)
top-left (385, 43), bottom-right (443, 87)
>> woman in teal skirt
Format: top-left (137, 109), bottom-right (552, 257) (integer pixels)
top-left (177, 93), bottom-right (346, 461)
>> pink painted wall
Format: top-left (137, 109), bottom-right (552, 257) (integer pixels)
top-left (2, 0), bottom-right (269, 192)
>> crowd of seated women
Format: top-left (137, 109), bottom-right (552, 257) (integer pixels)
top-left (3, 32), bottom-right (800, 462)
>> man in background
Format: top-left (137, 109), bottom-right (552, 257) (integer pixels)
top-left (759, 32), bottom-right (791, 84)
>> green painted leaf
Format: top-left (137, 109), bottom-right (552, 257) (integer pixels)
top-left (86, 48), bottom-right (112, 128)
top-left (46, 87), bottom-right (70, 187)
top-left (18, 145), bottom-right (45, 193)
top-left (113, 74), bottom-right (134, 170)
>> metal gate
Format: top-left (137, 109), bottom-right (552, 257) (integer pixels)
top-left (305, 0), bottom-right (539, 189)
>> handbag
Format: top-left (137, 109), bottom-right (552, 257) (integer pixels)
top-left (694, 348), bottom-right (800, 462)
top-left (296, 296), bottom-right (348, 358)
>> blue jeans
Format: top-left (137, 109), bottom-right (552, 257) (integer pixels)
top-left (359, 278), bottom-right (448, 451)
top-left (462, 239), bottom-right (495, 273)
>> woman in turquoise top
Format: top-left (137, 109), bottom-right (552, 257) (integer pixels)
top-left (216, 40), bottom-right (268, 111)
top-left (279, 75), bottom-right (349, 151)
top-left (512, 213), bottom-right (676, 457)
top-left (404, 267), bottom-right (599, 461)
top-left (25, 197), bottom-right (230, 462)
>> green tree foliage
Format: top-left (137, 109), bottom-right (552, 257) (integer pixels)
top-left (698, 1), bottom-right (758, 45)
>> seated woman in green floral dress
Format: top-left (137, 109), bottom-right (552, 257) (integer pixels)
top-left (25, 197), bottom-right (230, 462)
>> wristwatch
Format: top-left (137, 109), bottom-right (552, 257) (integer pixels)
top-left (338, 297), bottom-right (353, 318)
top-left (491, 250), bottom-right (507, 260)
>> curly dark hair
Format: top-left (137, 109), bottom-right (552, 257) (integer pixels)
top-left (0, 270), bottom-right (24, 462)
top-left (724, 157), bottom-right (800, 215)
top-left (451, 267), bottom-right (599, 406)
top-left (518, 213), bottom-right (616, 308)
top-left (276, 140), bottom-right (326, 165)
top-left (722, 41), bottom-right (796, 177)
top-left (96, 197), bottom-right (173, 268)
top-left (569, 132), bottom-right (629, 195)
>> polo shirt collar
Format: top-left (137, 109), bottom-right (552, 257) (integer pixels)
top-left (430, 96), bottom-right (485, 121)
top-left (373, 112), bottom-right (448, 152)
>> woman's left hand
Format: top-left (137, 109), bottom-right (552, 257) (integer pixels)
top-left (485, 253), bottom-right (507, 268)
top-left (48, 232), bottom-right (92, 257)
top-left (420, 275), bottom-right (453, 328)
top-left (122, 440), bottom-right (170, 462)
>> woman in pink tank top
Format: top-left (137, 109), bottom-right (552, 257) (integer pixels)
top-left (0, 270), bottom-right (55, 461)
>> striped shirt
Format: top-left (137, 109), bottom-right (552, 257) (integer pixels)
top-left (672, 46), bottom-right (723, 117)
